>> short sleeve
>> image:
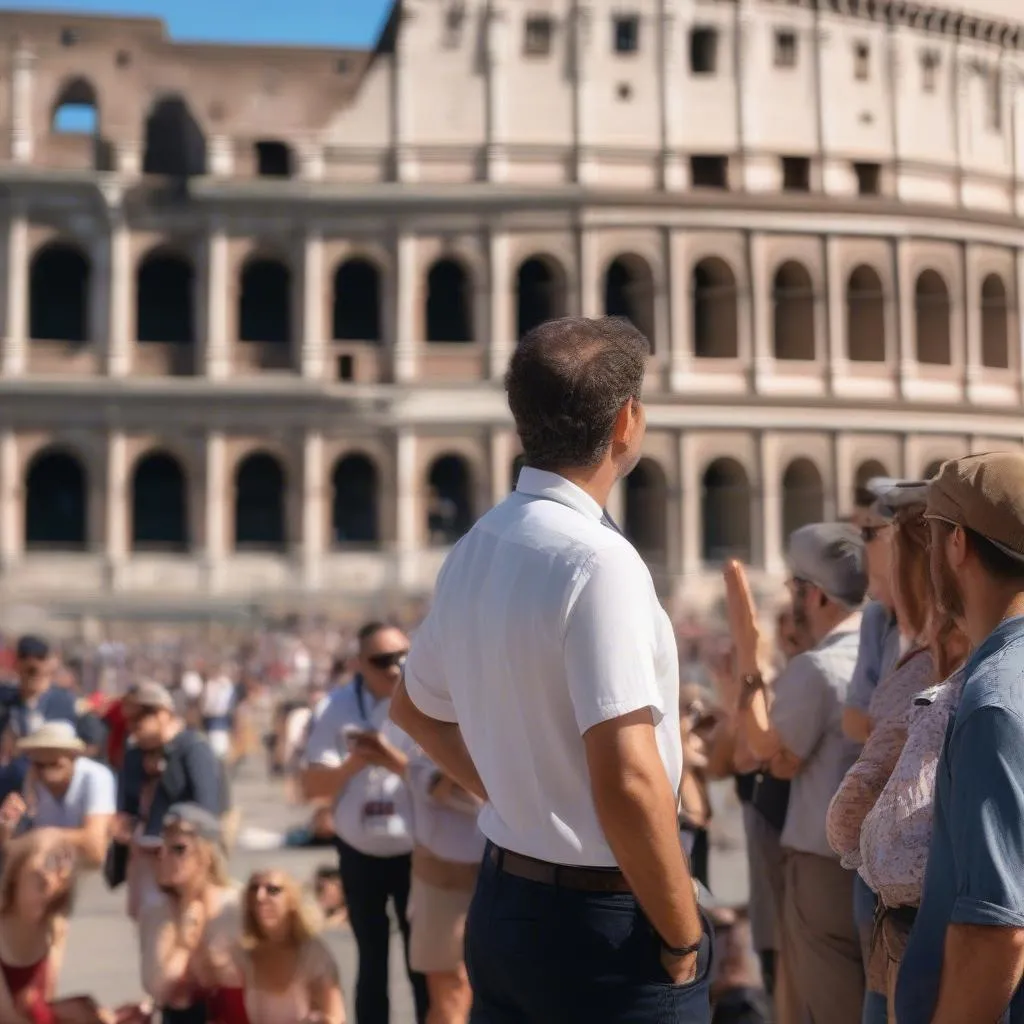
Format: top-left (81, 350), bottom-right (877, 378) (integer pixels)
top-left (404, 609), bottom-right (457, 724)
top-left (84, 762), bottom-right (116, 816)
top-left (770, 655), bottom-right (830, 760)
top-left (948, 705), bottom-right (1024, 928)
top-left (302, 697), bottom-right (345, 768)
top-left (563, 545), bottom-right (665, 736)
top-left (845, 607), bottom-right (884, 712)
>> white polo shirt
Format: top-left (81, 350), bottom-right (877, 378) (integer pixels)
top-left (404, 467), bottom-right (682, 868)
top-left (30, 755), bottom-right (116, 830)
top-left (303, 678), bottom-right (416, 857)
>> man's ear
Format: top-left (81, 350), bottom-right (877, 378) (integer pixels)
top-left (948, 525), bottom-right (969, 571)
top-left (612, 397), bottom-right (640, 446)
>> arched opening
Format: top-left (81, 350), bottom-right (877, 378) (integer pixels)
top-left (254, 140), bottom-right (293, 178)
top-left (701, 459), bottom-right (751, 564)
top-left (426, 259), bottom-right (472, 343)
top-left (981, 273), bottom-right (1010, 369)
top-left (692, 258), bottom-right (738, 358)
top-left (239, 258), bottom-right (291, 344)
top-left (136, 250), bottom-right (194, 344)
top-left (29, 243), bottom-right (90, 343)
top-left (915, 270), bottom-right (952, 365)
top-left (142, 96), bottom-right (206, 177)
top-left (772, 261), bottom-right (815, 360)
top-left (604, 255), bottom-right (656, 349)
top-left (427, 455), bottom-right (473, 545)
top-left (131, 451), bottom-right (188, 551)
top-left (781, 459), bottom-right (825, 548)
top-left (924, 460), bottom-right (945, 480)
top-left (510, 454), bottom-right (527, 491)
top-left (854, 459), bottom-right (890, 507)
top-left (234, 452), bottom-right (286, 551)
top-left (624, 458), bottom-right (668, 560)
top-left (51, 77), bottom-right (98, 135)
top-left (846, 265), bottom-right (886, 362)
top-left (24, 448), bottom-right (87, 550)
top-left (331, 454), bottom-right (379, 545)
top-left (516, 256), bottom-right (565, 340)
top-left (332, 258), bottom-right (381, 342)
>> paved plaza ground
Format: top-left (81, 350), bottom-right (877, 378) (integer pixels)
top-left (59, 761), bottom-right (749, 1022)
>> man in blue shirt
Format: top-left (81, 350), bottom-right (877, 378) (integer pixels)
top-left (897, 453), bottom-right (1024, 1023)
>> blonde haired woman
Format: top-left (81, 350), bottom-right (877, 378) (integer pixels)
top-left (207, 869), bottom-right (345, 1024)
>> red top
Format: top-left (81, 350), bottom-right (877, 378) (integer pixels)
top-left (103, 699), bottom-right (130, 771)
top-left (207, 986), bottom-right (249, 1024)
top-left (2, 955), bottom-right (55, 1024)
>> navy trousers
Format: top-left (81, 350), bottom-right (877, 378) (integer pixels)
top-left (467, 846), bottom-right (713, 1023)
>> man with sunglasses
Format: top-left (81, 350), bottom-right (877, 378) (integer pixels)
top-left (302, 621), bottom-right (427, 1024)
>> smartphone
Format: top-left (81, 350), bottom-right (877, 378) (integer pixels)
top-left (342, 724), bottom-right (377, 751)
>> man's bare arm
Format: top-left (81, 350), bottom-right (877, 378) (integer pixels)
top-left (299, 756), bottom-right (364, 803)
top-left (584, 709), bottom-right (702, 953)
top-left (931, 924), bottom-right (1024, 1024)
top-left (389, 681), bottom-right (487, 802)
top-left (64, 813), bottom-right (112, 868)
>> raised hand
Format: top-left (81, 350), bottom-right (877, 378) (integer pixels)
top-left (722, 560), bottom-right (762, 678)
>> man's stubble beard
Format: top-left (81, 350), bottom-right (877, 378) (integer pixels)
top-left (934, 553), bottom-right (965, 622)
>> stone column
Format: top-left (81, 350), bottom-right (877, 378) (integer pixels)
top-left (208, 135), bottom-right (234, 178)
top-left (488, 230), bottom-right (513, 376)
top-left (2, 205), bottom-right (28, 377)
top-left (759, 431), bottom-right (783, 574)
top-left (894, 238), bottom-right (916, 400)
top-left (485, 3), bottom-right (509, 182)
top-left (571, 2), bottom-right (595, 185)
top-left (106, 215), bottom-right (132, 377)
top-left (302, 431), bottom-right (326, 589)
top-left (301, 232), bottom-right (326, 380)
top-left (825, 236), bottom-right (846, 393)
top-left (577, 228), bottom-right (600, 318)
top-left (659, 3), bottom-right (686, 189)
top-left (0, 431), bottom-right (19, 574)
top-left (489, 429), bottom-right (512, 508)
top-left (833, 432), bottom-right (855, 519)
top-left (678, 432), bottom-right (701, 578)
top-left (668, 230), bottom-right (691, 391)
top-left (392, 7), bottom-right (418, 183)
top-left (10, 46), bottom-right (34, 164)
top-left (393, 234), bottom-right (418, 382)
top-left (104, 432), bottom-right (128, 588)
top-left (205, 225), bottom-right (230, 379)
top-left (962, 242), bottom-right (980, 396)
top-left (203, 432), bottom-right (228, 593)
top-left (299, 141), bottom-right (325, 182)
top-left (748, 233), bottom-right (772, 392)
top-left (395, 428), bottom-right (418, 588)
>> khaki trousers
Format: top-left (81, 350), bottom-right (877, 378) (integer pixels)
top-left (782, 850), bottom-right (864, 1024)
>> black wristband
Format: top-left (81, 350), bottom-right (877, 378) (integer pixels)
top-left (662, 935), bottom-right (702, 957)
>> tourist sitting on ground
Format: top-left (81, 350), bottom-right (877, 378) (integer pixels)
top-left (138, 804), bottom-right (241, 1024)
top-left (207, 869), bottom-right (345, 1024)
top-left (0, 722), bottom-right (115, 868)
top-left (311, 866), bottom-right (347, 929)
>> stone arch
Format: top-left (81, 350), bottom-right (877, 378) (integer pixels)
top-left (24, 447), bottom-right (88, 550)
top-left (234, 451), bottom-right (287, 551)
top-left (981, 273), bottom-right (1009, 369)
top-left (29, 241), bottom-right (90, 343)
top-left (701, 458), bottom-right (752, 564)
top-left (692, 257), bottom-right (738, 358)
top-left (331, 453), bottom-right (380, 545)
top-left (239, 256), bottom-right (291, 344)
top-left (427, 454), bottom-right (473, 544)
top-left (51, 76), bottom-right (98, 134)
top-left (332, 257), bottom-right (382, 342)
top-left (516, 256), bottom-right (567, 340)
top-left (772, 261), bottom-right (815, 361)
top-left (131, 450), bottom-right (189, 550)
top-left (914, 270), bottom-right (952, 365)
top-left (846, 265), bottom-right (886, 362)
top-left (781, 458), bottom-right (825, 547)
top-left (254, 140), bottom-right (293, 178)
top-left (854, 459), bottom-right (890, 506)
top-left (624, 458), bottom-right (668, 560)
top-left (142, 95), bottom-right (206, 177)
top-left (604, 254), bottom-right (656, 350)
top-left (136, 248), bottom-right (195, 344)
top-left (426, 258), bottom-right (473, 343)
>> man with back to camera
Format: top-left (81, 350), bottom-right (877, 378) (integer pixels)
top-left (390, 316), bottom-right (711, 1023)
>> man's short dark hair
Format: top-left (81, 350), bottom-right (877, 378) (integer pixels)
top-left (357, 621), bottom-right (387, 645)
top-left (505, 316), bottom-right (650, 471)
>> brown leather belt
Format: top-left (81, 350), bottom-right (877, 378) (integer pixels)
top-left (489, 844), bottom-right (632, 893)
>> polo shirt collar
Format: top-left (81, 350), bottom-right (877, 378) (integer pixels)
top-left (515, 467), bottom-right (603, 523)
top-left (965, 614), bottom-right (1024, 677)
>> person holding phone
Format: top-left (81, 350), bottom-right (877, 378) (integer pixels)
top-left (301, 623), bottom-right (426, 1024)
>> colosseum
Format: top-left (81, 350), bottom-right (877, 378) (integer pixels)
top-left (0, 0), bottom-right (1021, 616)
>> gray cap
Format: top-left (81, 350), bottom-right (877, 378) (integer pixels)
top-left (787, 522), bottom-right (867, 607)
top-left (163, 802), bottom-right (222, 844)
top-left (873, 480), bottom-right (929, 521)
top-left (130, 680), bottom-right (175, 712)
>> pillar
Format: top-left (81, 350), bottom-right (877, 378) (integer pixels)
top-left (894, 238), bottom-right (916, 399)
top-left (668, 230), bottom-right (691, 391)
top-left (301, 232), bottom-right (326, 379)
top-left (659, 3), bottom-right (686, 189)
top-left (577, 229), bottom-right (600, 319)
top-left (392, 7), bottom-right (417, 183)
top-left (104, 432), bottom-right (128, 584)
top-left (208, 135), bottom-right (234, 178)
top-left (395, 429), bottom-right (418, 587)
top-left (962, 242), bottom-right (980, 395)
top-left (205, 225), bottom-right (230, 379)
top-left (571, 2), bottom-right (596, 185)
top-left (759, 432), bottom-right (783, 575)
top-left (748, 233), bottom-right (772, 391)
top-left (302, 431), bottom-right (326, 589)
top-left (488, 231), bottom-right (513, 376)
top-left (393, 234), bottom-right (418, 382)
top-left (833, 432), bottom-right (856, 519)
top-left (678, 432), bottom-right (701, 579)
top-left (10, 46), bottom-right (33, 164)
top-left (489, 429), bottom-right (512, 508)
top-left (204, 432), bottom-right (228, 593)
top-left (825, 236), bottom-right (846, 393)
top-left (2, 205), bottom-right (28, 377)
top-left (106, 216), bottom-right (131, 377)
top-left (0, 431), bottom-right (19, 573)
top-left (485, 3), bottom-right (509, 182)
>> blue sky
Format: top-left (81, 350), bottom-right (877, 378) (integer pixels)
top-left (0, 0), bottom-right (394, 47)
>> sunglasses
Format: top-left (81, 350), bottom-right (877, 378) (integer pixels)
top-left (248, 881), bottom-right (284, 897)
top-left (366, 650), bottom-right (408, 670)
top-left (161, 841), bottom-right (192, 858)
top-left (31, 759), bottom-right (66, 771)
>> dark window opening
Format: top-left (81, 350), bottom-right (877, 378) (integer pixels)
top-left (854, 41), bottom-right (870, 81)
top-left (524, 16), bottom-right (554, 56)
top-left (981, 274), bottom-right (1010, 369)
top-left (690, 27), bottom-right (719, 74)
top-left (782, 156), bottom-right (811, 192)
top-left (333, 258), bottom-right (381, 342)
top-left (517, 257), bottom-right (564, 340)
top-left (692, 258), bottom-right (739, 359)
top-left (624, 459), bottom-right (668, 560)
top-left (775, 29), bottom-right (797, 68)
top-left (921, 50), bottom-right (940, 93)
top-left (426, 259), bottom-right (472, 343)
top-left (332, 455), bottom-right (379, 545)
top-left (691, 155), bottom-right (728, 189)
top-left (143, 96), bottom-right (207, 177)
top-left (914, 269), bottom-right (952, 365)
top-left (337, 354), bottom-right (354, 381)
top-left (25, 450), bottom-right (87, 550)
top-left (132, 452), bottom-right (188, 551)
top-left (604, 256), bottom-right (655, 351)
top-left (781, 459), bottom-right (825, 549)
top-left (239, 258), bottom-right (291, 344)
top-left (51, 77), bottom-right (98, 135)
top-left (30, 243), bottom-right (90, 343)
top-left (255, 140), bottom-right (293, 178)
top-left (60, 28), bottom-right (79, 47)
top-left (854, 162), bottom-right (881, 196)
top-left (616, 82), bottom-right (633, 101)
top-left (614, 15), bottom-right (640, 54)
top-left (701, 459), bottom-right (751, 564)
top-left (136, 251), bottom-right (194, 343)
top-left (427, 455), bottom-right (473, 545)
top-left (772, 261), bottom-right (816, 361)
top-left (234, 453), bottom-right (286, 550)
top-left (846, 265), bottom-right (887, 362)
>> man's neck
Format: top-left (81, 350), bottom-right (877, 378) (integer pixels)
top-left (963, 586), bottom-right (1024, 649)
top-left (360, 676), bottom-right (392, 704)
top-left (549, 463), bottom-right (618, 510)
top-left (811, 605), bottom-right (855, 645)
